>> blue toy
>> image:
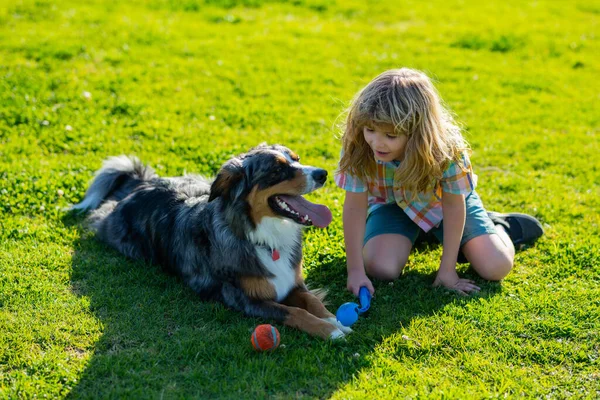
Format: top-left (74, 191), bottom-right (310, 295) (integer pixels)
top-left (336, 286), bottom-right (372, 327)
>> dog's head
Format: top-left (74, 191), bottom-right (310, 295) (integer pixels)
top-left (209, 144), bottom-right (332, 231)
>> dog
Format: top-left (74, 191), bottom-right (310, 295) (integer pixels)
top-left (73, 144), bottom-right (351, 339)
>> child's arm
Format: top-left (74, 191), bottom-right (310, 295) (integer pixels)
top-left (433, 191), bottom-right (480, 295)
top-left (343, 191), bottom-right (374, 296)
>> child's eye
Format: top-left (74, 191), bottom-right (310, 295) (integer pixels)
top-left (386, 134), bottom-right (396, 139)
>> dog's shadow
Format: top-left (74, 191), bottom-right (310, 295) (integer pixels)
top-left (65, 212), bottom-right (503, 399)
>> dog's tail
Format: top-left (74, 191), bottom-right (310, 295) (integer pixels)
top-left (71, 156), bottom-right (157, 211)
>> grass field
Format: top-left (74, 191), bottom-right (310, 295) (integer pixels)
top-left (1, 0), bottom-right (599, 398)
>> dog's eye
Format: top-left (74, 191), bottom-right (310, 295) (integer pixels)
top-left (271, 164), bottom-right (290, 179)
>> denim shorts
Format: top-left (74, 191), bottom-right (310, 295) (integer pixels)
top-left (364, 191), bottom-right (497, 247)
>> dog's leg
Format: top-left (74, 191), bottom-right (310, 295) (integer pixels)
top-left (219, 283), bottom-right (345, 340)
top-left (281, 304), bottom-right (346, 340)
top-left (283, 287), bottom-right (353, 335)
top-left (282, 286), bottom-right (333, 318)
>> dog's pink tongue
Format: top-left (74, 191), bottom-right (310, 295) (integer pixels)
top-left (279, 195), bottom-right (332, 228)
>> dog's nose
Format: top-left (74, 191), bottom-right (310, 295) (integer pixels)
top-left (311, 169), bottom-right (327, 185)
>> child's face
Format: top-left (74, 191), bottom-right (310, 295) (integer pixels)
top-left (363, 122), bottom-right (408, 162)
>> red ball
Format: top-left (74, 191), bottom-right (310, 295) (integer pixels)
top-left (251, 324), bottom-right (280, 351)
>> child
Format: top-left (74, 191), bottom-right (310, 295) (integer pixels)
top-left (335, 68), bottom-right (543, 296)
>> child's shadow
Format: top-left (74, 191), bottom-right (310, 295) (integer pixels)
top-left (64, 211), bottom-right (502, 399)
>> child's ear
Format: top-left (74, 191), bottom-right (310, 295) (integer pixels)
top-left (209, 159), bottom-right (245, 202)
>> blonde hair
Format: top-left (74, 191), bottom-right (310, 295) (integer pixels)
top-left (338, 68), bottom-right (470, 200)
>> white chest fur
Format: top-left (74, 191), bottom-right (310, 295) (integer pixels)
top-left (249, 217), bottom-right (301, 302)
top-left (256, 247), bottom-right (296, 302)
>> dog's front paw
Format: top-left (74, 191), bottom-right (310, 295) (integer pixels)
top-left (323, 317), bottom-right (353, 335)
top-left (336, 322), bottom-right (353, 335)
top-left (328, 327), bottom-right (346, 340)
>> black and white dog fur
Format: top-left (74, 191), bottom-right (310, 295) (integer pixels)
top-left (73, 144), bottom-right (351, 339)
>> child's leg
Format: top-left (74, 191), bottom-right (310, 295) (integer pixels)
top-left (362, 204), bottom-right (420, 281)
top-left (364, 234), bottom-right (413, 280)
top-left (461, 229), bottom-right (514, 281)
top-left (435, 192), bottom-right (543, 281)
top-left (465, 211), bottom-right (544, 280)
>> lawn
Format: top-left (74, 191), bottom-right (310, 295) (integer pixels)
top-left (0, 0), bottom-right (599, 398)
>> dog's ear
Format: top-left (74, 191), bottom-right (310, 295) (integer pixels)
top-left (209, 158), bottom-right (245, 202)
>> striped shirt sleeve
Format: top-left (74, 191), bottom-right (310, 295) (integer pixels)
top-left (441, 153), bottom-right (477, 195)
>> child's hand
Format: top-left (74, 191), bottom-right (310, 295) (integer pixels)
top-left (433, 269), bottom-right (480, 296)
top-left (347, 270), bottom-right (375, 297)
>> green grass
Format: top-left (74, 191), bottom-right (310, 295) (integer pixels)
top-left (1, 0), bottom-right (599, 398)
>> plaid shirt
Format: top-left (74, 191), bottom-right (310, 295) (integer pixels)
top-left (334, 153), bottom-right (477, 232)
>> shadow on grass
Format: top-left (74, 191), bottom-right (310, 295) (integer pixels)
top-left (63, 212), bottom-right (503, 399)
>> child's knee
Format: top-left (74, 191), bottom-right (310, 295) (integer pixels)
top-left (365, 257), bottom-right (407, 281)
top-left (474, 253), bottom-right (513, 281)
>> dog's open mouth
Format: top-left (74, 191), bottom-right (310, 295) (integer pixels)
top-left (269, 195), bottom-right (332, 228)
